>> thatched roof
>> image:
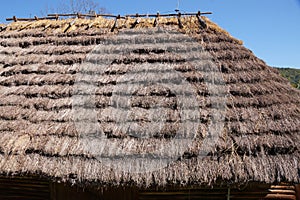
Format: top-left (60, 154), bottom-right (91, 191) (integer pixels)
top-left (0, 16), bottom-right (299, 188)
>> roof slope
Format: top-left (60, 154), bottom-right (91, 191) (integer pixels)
top-left (0, 16), bottom-right (299, 187)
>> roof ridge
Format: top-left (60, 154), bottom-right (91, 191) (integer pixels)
top-left (5, 11), bottom-right (212, 22)
top-left (0, 16), bottom-right (243, 45)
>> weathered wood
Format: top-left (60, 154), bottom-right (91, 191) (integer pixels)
top-left (0, 176), bottom-right (50, 200)
top-left (6, 11), bottom-right (212, 22)
top-left (139, 183), bottom-right (298, 200)
top-left (264, 194), bottom-right (296, 200)
top-left (271, 185), bottom-right (296, 190)
top-left (269, 189), bottom-right (296, 195)
top-left (295, 184), bottom-right (300, 200)
top-left (126, 11), bottom-right (212, 18)
top-left (50, 182), bottom-right (57, 200)
top-left (6, 16), bottom-right (58, 22)
top-left (48, 13), bottom-right (122, 18)
top-left (0, 175), bottom-right (298, 200)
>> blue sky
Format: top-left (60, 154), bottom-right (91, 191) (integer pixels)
top-left (0, 0), bottom-right (299, 68)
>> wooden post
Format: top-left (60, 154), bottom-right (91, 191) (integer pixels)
top-left (227, 187), bottom-right (231, 200)
top-left (131, 14), bottom-right (140, 29)
top-left (111, 15), bottom-right (120, 32)
top-left (296, 184), bottom-right (300, 200)
top-left (177, 12), bottom-right (183, 29)
top-left (153, 12), bottom-right (160, 27)
top-left (50, 182), bottom-right (57, 200)
top-left (197, 11), bottom-right (207, 29)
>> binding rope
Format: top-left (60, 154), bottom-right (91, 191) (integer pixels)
top-left (130, 14), bottom-right (140, 29)
top-left (64, 19), bottom-right (76, 33)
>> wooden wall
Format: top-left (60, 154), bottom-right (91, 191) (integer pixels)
top-left (51, 183), bottom-right (138, 200)
top-left (0, 176), bottom-right (138, 200)
top-left (0, 176), bottom-right (50, 200)
top-left (139, 183), bottom-right (297, 200)
top-left (0, 176), bottom-right (298, 200)
top-left (50, 182), bottom-right (100, 200)
top-left (295, 184), bottom-right (300, 200)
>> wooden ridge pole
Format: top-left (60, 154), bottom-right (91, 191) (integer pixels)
top-left (6, 10), bottom-right (212, 22)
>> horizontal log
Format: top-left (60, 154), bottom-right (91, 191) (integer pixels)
top-left (6, 11), bottom-right (212, 22)
top-left (268, 189), bottom-right (296, 194)
top-left (47, 13), bottom-right (125, 19)
top-left (264, 194), bottom-right (296, 200)
top-left (270, 185), bottom-right (295, 190)
top-left (6, 16), bottom-right (58, 22)
top-left (126, 11), bottom-right (212, 18)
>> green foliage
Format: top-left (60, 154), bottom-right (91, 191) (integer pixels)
top-left (276, 67), bottom-right (300, 89)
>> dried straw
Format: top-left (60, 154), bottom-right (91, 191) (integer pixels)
top-left (0, 15), bottom-right (299, 188)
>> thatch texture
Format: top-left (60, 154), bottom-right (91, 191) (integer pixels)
top-left (0, 16), bottom-right (299, 188)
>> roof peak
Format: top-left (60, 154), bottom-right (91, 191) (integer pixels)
top-left (5, 11), bottom-right (212, 22)
top-left (0, 14), bottom-right (243, 45)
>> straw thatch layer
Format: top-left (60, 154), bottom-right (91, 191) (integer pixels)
top-left (0, 16), bottom-right (299, 188)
